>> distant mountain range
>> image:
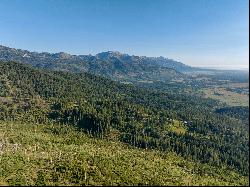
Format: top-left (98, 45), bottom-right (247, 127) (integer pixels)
top-left (0, 45), bottom-right (196, 83)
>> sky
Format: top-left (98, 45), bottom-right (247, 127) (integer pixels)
top-left (0, 0), bottom-right (249, 69)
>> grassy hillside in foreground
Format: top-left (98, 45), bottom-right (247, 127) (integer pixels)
top-left (0, 121), bottom-right (248, 186)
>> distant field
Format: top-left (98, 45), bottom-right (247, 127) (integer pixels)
top-left (201, 87), bottom-right (249, 106)
top-left (138, 80), bottom-right (154, 83)
top-left (223, 83), bottom-right (249, 88)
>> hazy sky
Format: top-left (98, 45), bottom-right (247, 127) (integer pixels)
top-left (0, 0), bottom-right (249, 69)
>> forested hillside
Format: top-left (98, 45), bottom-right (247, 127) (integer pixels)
top-left (0, 61), bottom-right (248, 181)
top-left (1, 45), bottom-right (248, 97)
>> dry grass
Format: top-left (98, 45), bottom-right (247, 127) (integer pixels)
top-left (202, 87), bottom-right (249, 106)
top-left (0, 121), bottom-right (248, 186)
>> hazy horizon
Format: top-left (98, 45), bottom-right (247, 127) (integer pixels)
top-left (0, 0), bottom-right (249, 69)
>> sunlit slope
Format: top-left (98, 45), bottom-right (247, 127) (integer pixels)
top-left (0, 121), bottom-right (248, 186)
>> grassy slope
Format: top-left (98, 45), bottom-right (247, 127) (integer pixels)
top-left (0, 121), bottom-right (248, 186)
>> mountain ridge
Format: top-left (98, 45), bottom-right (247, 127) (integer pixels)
top-left (0, 45), bottom-right (192, 73)
top-left (0, 45), bottom-right (190, 69)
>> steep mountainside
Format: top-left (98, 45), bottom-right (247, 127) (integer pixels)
top-left (0, 45), bottom-right (190, 82)
top-left (0, 61), bottom-right (248, 177)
